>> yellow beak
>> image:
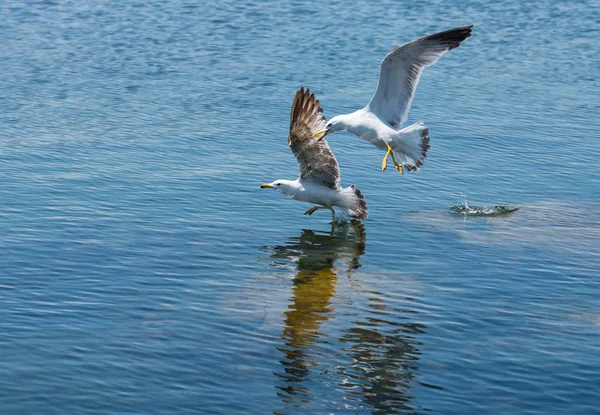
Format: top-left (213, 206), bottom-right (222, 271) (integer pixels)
top-left (312, 129), bottom-right (329, 142)
top-left (260, 183), bottom-right (274, 188)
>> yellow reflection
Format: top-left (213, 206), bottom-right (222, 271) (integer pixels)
top-left (284, 267), bottom-right (337, 350)
top-left (268, 222), bottom-right (366, 394)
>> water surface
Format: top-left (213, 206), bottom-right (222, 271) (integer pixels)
top-left (1, 0), bottom-right (599, 414)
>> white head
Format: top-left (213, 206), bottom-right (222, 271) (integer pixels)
top-left (260, 179), bottom-right (297, 196)
top-left (313, 114), bottom-right (352, 141)
top-left (324, 115), bottom-right (350, 133)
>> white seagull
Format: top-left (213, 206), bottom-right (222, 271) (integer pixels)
top-left (261, 87), bottom-right (368, 221)
top-left (314, 25), bottom-right (473, 174)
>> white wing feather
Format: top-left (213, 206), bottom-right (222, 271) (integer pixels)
top-left (366, 25), bottom-right (473, 128)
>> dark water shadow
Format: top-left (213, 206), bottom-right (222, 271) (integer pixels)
top-left (265, 222), bottom-right (435, 414)
top-left (337, 290), bottom-right (430, 414)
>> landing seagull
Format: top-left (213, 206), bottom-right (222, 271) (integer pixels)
top-left (314, 25), bottom-right (473, 174)
top-left (261, 87), bottom-right (368, 221)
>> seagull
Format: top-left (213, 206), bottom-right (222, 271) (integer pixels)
top-left (313, 25), bottom-right (473, 174)
top-left (261, 87), bottom-right (368, 221)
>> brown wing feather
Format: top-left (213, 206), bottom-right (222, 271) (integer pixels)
top-left (288, 87), bottom-right (341, 190)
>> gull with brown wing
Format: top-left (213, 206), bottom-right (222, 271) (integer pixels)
top-left (261, 87), bottom-right (368, 221)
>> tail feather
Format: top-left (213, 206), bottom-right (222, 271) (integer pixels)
top-left (339, 185), bottom-right (368, 220)
top-left (392, 121), bottom-right (430, 172)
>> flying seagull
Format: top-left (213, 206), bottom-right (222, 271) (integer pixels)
top-left (313, 25), bottom-right (473, 174)
top-left (261, 87), bottom-right (368, 221)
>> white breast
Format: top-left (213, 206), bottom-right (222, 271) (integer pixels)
top-left (346, 109), bottom-right (393, 150)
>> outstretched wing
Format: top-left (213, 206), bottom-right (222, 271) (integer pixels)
top-left (289, 87), bottom-right (341, 190)
top-left (367, 25), bottom-right (473, 128)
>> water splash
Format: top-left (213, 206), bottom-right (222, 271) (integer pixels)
top-left (451, 194), bottom-right (519, 216)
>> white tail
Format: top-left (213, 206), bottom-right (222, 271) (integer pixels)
top-left (391, 121), bottom-right (430, 171)
top-left (339, 185), bottom-right (368, 220)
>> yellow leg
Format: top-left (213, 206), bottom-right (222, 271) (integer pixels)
top-left (304, 206), bottom-right (320, 215)
top-left (381, 145), bottom-right (393, 171)
top-left (304, 205), bottom-right (333, 216)
top-left (389, 150), bottom-right (404, 174)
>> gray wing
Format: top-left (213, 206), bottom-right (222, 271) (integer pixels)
top-left (367, 25), bottom-right (473, 128)
top-left (288, 87), bottom-right (341, 190)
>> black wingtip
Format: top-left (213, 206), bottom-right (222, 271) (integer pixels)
top-left (424, 25), bottom-right (474, 49)
top-left (351, 185), bottom-right (368, 220)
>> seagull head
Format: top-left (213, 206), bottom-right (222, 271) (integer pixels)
top-left (313, 116), bottom-right (346, 142)
top-left (260, 180), bottom-right (296, 195)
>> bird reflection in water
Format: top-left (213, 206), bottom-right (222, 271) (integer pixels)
top-left (267, 221), bottom-right (438, 414)
top-left (338, 291), bottom-right (432, 414)
top-left (268, 221), bottom-right (366, 405)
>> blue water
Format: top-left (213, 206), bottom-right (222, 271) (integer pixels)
top-left (1, 0), bottom-right (599, 413)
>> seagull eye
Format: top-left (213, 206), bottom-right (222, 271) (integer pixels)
top-left (276, 183), bottom-right (280, 186)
